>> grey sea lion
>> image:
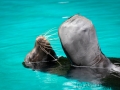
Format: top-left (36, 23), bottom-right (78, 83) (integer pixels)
top-left (58, 15), bottom-right (120, 72)
top-left (24, 36), bottom-right (59, 69)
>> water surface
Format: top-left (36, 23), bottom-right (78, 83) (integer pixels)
top-left (0, 0), bottom-right (120, 90)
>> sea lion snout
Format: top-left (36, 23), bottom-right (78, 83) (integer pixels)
top-left (36, 36), bottom-right (46, 42)
top-left (36, 36), bottom-right (50, 47)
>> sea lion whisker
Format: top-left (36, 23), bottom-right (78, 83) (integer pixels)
top-left (114, 63), bottom-right (120, 65)
top-left (40, 45), bottom-right (58, 60)
top-left (40, 44), bottom-right (53, 49)
top-left (39, 43), bottom-right (51, 47)
top-left (37, 42), bottom-right (53, 51)
top-left (44, 46), bottom-right (62, 51)
top-left (49, 43), bottom-right (61, 44)
top-left (40, 44), bottom-right (62, 51)
top-left (38, 43), bottom-right (52, 50)
top-left (44, 27), bottom-right (56, 36)
top-left (42, 46), bottom-right (52, 50)
top-left (44, 27), bottom-right (57, 36)
top-left (110, 68), bottom-right (120, 74)
top-left (42, 45), bottom-right (52, 49)
top-left (37, 40), bottom-right (51, 47)
top-left (40, 45), bottom-right (62, 66)
top-left (45, 32), bottom-right (58, 38)
top-left (47, 38), bottom-right (59, 41)
top-left (40, 45), bottom-right (49, 55)
top-left (47, 42), bottom-right (60, 44)
top-left (110, 73), bottom-right (120, 79)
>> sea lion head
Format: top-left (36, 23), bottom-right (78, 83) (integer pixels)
top-left (24, 36), bottom-right (58, 68)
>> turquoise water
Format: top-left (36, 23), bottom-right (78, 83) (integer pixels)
top-left (0, 0), bottom-right (120, 90)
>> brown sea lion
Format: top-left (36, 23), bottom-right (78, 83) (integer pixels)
top-left (23, 36), bottom-right (60, 69)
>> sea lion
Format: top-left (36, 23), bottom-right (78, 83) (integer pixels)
top-left (23, 36), bottom-right (59, 69)
top-left (58, 15), bottom-right (120, 72)
top-left (22, 15), bottom-right (120, 89)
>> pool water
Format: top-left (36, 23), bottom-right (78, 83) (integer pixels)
top-left (0, 0), bottom-right (120, 90)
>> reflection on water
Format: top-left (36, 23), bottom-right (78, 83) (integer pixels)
top-left (23, 57), bottom-right (120, 90)
top-left (0, 0), bottom-right (120, 90)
